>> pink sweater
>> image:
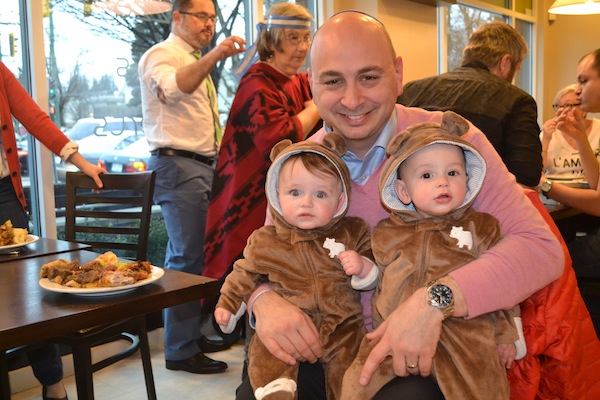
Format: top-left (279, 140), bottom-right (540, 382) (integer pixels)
top-left (313, 105), bottom-right (563, 319)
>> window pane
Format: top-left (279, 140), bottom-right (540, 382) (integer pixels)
top-left (444, 3), bottom-right (533, 94)
top-left (1, 0), bottom-right (39, 233)
top-left (515, 19), bottom-right (533, 93)
top-left (479, 0), bottom-right (510, 7)
top-left (515, 0), bottom-right (534, 15)
top-left (446, 4), bottom-right (504, 71)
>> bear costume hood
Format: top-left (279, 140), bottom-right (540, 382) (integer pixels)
top-left (379, 111), bottom-right (487, 217)
top-left (265, 133), bottom-right (351, 234)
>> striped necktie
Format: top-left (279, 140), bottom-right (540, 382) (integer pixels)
top-left (192, 51), bottom-right (222, 149)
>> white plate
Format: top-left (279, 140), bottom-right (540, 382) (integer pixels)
top-left (39, 266), bottom-right (164, 296)
top-left (0, 234), bottom-right (39, 253)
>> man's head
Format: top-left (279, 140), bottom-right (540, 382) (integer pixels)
top-left (576, 49), bottom-right (600, 113)
top-left (171, 0), bottom-right (216, 51)
top-left (462, 21), bottom-right (527, 83)
top-left (308, 11), bottom-right (403, 157)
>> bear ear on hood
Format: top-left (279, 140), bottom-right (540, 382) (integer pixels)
top-left (440, 111), bottom-right (470, 137)
top-left (386, 130), bottom-right (411, 156)
top-left (322, 133), bottom-right (347, 157)
top-left (270, 139), bottom-right (293, 162)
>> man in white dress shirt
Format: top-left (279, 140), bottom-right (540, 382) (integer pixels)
top-left (138, 0), bottom-right (245, 374)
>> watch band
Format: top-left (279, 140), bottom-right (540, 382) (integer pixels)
top-left (541, 180), bottom-right (553, 198)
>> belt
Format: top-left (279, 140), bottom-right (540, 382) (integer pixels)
top-left (150, 148), bottom-right (215, 166)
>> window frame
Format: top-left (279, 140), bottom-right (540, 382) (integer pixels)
top-left (437, 0), bottom-right (538, 97)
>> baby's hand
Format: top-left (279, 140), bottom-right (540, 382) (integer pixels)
top-left (214, 307), bottom-right (232, 328)
top-left (339, 250), bottom-right (367, 277)
top-left (497, 343), bottom-right (517, 369)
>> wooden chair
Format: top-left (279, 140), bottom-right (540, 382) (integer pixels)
top-left (59, 171), bottom-right (157, 400)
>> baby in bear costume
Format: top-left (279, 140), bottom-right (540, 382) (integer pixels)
top-left (215, 134), bottom-right (379, 400)
top-left (341, 111), bottom-right (526, 400)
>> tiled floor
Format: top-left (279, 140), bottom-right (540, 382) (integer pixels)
top-left (11, 335), bottom-right (246, 400)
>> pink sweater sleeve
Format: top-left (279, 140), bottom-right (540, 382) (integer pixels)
top-left (449, 126), bottom-right (564, 318)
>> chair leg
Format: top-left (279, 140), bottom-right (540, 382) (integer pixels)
top-left (1, 351), bottom-right (11, 400)
top-left (72, 344), bottom-right (95, 400)
top-left (135, 315), bottom-right (157, 400)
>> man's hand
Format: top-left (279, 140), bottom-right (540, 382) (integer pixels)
top-left (359, 288), bottom-right (443, 386)
top-left (556, 108), bottom-right (587, 142)
top-left (253, 291), bottom-right (323, 365)
top-left (212, 36), bottom-right (246, 60)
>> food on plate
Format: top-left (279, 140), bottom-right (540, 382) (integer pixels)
top-left (39, 251), bottom-right (153, 288)
top-left (0, 220), bottom-right (28, 246)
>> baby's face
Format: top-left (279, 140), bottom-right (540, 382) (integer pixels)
top-left (395, 143), bottom-right (468, 217)
top-left (278, 159), bottom-right (343, 230)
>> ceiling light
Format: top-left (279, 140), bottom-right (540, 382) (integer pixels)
top-left (548, 0), bottom-right (600, 15)
top-left (93, 0), bottom-right (173, 16)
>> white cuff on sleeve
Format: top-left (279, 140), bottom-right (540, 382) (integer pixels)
top-left (351, 259), bottom-right (379, 290)
top-left (513, 317), bottom-right (527, 360)
top-left (59, 141), bottom-right (79, 161)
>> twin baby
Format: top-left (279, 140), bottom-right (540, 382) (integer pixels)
top-left (214, 111), bottom-right (526, 400)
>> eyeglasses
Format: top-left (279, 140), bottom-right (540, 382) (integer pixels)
top-left (285, 34), bottom-right (311, 46)
top-left (552, 103), bottom-right (581, 111)
top-left (179, 11), bottom-right (218, 24)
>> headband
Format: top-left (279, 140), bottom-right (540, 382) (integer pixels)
top-left (233, 15), bottom-right (312, 81)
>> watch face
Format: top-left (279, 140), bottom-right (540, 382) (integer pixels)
top-left (430, 284), bottom-right (453, 306)
top-left (542, 181), bottom-right (552, 193)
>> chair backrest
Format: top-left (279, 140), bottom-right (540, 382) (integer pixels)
top-left (64, 171), bottom-right (156, 260)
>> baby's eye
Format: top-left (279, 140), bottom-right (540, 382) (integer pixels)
top-left (315, 192), bottom-right (327, 199)
top-left (448, 171), bottom-right (458, 176)
top-left (290, 189), bottom-right (300, 196)
top-left (420, 173), bottom-right (431, 179)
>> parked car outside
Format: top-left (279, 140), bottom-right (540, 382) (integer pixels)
top-left (98, 136), bottom-right (151, 174)
top-left (64, 117), bottom-right (104, 141)
top-left (55, 128), bottom-right (145, 182)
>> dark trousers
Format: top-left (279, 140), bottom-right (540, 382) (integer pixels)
top-left (235, 361), bottom-right (444, 400)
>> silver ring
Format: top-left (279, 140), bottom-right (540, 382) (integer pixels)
top-left (406, 364), bottom-right (418, 369)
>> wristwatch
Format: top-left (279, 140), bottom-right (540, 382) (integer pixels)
top-left (426, 280), bottom-right (454, 319)
top-left (540, 180), bottom-right (553, 198)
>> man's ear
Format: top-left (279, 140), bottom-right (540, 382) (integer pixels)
top-left (491, 54), bottom-right (512, 82)
top-left (395, 56), bottom-right (404, 97)
top-left (394, 179), bottom-right (412, 205)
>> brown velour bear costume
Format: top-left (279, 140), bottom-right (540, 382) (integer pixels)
top-left (217, 134), bottom-right (374, 399)
top-left (341, 111), bottom-right (519, 400)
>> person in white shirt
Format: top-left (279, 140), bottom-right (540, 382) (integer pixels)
top-left (138, 0), bottom-right (245, 374)
top-left (540, 83), bottom-right (600, 177)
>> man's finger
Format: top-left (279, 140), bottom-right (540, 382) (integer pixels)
top-left (359, 341), bottom-right (389, 386)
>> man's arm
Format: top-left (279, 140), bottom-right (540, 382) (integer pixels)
top-left (358, 109), bottom-right (563, 384)
top-left (501, 95), bottom-right (543, 187)
top-left (176, 36), bottom-right (245, 94)
top-left (252, 290), bottom-right (322, 365)
top-left (450, 125), bottom-right (563, 317)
